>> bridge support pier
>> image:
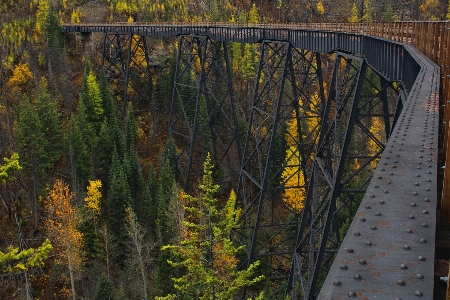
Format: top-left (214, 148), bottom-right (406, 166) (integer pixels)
top-left (101, 33), bottom-right (153, 114)
top-left (169, 35), bottom-right (240, 192)
top-left (232, 46), bottom-right (401, 299)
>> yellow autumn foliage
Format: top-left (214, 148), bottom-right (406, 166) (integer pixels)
top-left (7, 63), bottom-right (33, 91)
top-left (84, 180), bottom-right (102, 214)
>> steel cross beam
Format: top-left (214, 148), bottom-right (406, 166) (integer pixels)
top-left (168, 35), bottom-right (239, 191)
top-left (285, 52), bottom-right (401, 299)
top-left (234, 40), bottom-right (331, 298)
top-left (101, 33), bottom-right (153, 114)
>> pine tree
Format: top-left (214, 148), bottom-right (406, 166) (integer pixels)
top-left (0, 239), bottom-right (53, 274)
top-left (93, 273), bottom-right (115, 300)
top-left (0, 153), bottom-right (22, 185)
top-left (349, 3), bottom-right (359, 22)
top-left (128, 150), bottom-right (144, 208)
top-left (165, 135), bottom-right (181, 183)
top-left (99, 71), bottom-right (118, 123)
top-left (156, 154), bottom-right (264, 299)
top-left (143, 163), bottom-right (158, 238)
top-left (80, 63), bottom-right (104, 132)
top-left (156, 159), bottom-right (176, 245)
top-left (447, 0), bottom-right (450, 19)
top-left (361, 0), bottom-right (372, 22)
top-left (382, 2), bottom-right (395, 22)
top-left (67, 100), bottom-right (94, 185)
top-left (125, 104), bottom-right (137, 153)
top-left (107, 161), bottom-right (132, 264)
top-left (155, 159), bottom-right (179, 295)
top-left (44, 5), bottom-right (62, 48)
top-left (35, 78), bottom-right (64, 170)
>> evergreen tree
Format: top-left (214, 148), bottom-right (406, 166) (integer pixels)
top-left (127, 150), bottom-right (144, 208)
top-left (93, 273), bottom-right (115, 300)
top-left (156, 159), bottom-right (176, 245)
top-left (17, 80), bottom-right (64, 231)
top-left (80, 63), bottom-right (104, 132)
top-left (155, 159), bottom-right (179, 295)
top-left (349, 3), bottom-right (359, 22)
top-left (382, 2), bottom-right (395, 22)
top-left (95, 119), bottom-right (115, 181)
top-left (125, 104), bottom-right (137, 153)
top-left (44, 5), bottom-right (62, 48)
top-left (35, 78), bottom-right (64, 169)
top-left (361, 0), bottom-right (372, 22)
top-left (165, 135), bottom-right (181, 182)
top-left (156, 154), bottom-right (264, 299)
top-left (0, 153), bottom-right (21, 185)
top-left (142, 163), bottom-right (158, 238)
top-left (107, 159), bottom-right (132, 264)
top-left (99, 71), bottom-right (118, 123)
top-left (67, 100), bottom-right (94, 185)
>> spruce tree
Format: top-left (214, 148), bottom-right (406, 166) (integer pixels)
top-left (95, 119), bottom-right (115, 181)
top-left (35, 78), bottom-right (63, 170)
top-left (93, 273), bottom-right (115, 300)
top-left (127, 150), bottom-right (144, 209)
top-left (67, 100), bottom-right (94, 184)
top-left (156, 154), bottom-right (264, 299)
top-left (44, 5), bottom-right (62, 48)
top-left (125, 104), bottom-right (137, 153)
top-left (107, 148), bottom-right (132, 264)
top-left (156, 159), bottom-right (176, 245)
top-left (143, 163), bottom-right (158, 238)
top-left (165, 135), bottom-right (181, 183)
top-left (80, 63), bottom-right (104, 132)
top-left (100, 71), bottom-right (116, 121)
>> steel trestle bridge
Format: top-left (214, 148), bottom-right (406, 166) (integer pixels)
top-left (63, 23), bottom-right (440, 299)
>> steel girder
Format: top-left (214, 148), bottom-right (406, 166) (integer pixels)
top-left (233, 44), bottom-right (401, 299)
top-left (168, 35), bottom-right (240, 192)
top-left (285, 54), bottom-right (401, 299)
top-left (101, 33), bottom-right (153, 113)
top-left (234, 40), bottom-right (329, 298)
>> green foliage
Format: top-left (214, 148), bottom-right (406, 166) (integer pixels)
top-left (0, 153), bottom-right (22, 185)
top-left (81, 64), bottom-right (105, 132)
top-left (107, 147), bottom-right (132, 263)
top-left (68, 100), bottom-right (94, 184)
top-left (17, 79), bottom-right (63, 181)
top-left (0, 239), bottom-right (53, 274)
top-left (44, 5), bottom-right (63, 48)
top-left (125, 104), bottom-right (137, 153)
top-left (348, 3), bottom-right (359, 22)
top-left (448, 0), bottom-right (450, 19)
top-left (165, 136), bottom-right (181, 183)
top-left (156, 159), bottom-right (176, 245)
top-left (361, 0), bottom-right (372, 22)
top-left (94, 273), bottom-right (115, 300)
top-left (157, 154), bottom-right (264, 299)
top-left (79, 217), bottom-right (102, 262)
top-left (143, 163), bottom-right (158, 238)
top-left (249, 4), bottom-right (260, 23)
top-left (382, 2), bottom-right (395, 22)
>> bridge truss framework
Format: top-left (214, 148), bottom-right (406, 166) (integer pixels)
top-left (64, 23), bottom-right (439, 299)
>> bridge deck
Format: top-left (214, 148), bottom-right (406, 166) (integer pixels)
top-left (63, 23), bottom-right (440, 299)
top-left (320, 46), bottom-right (439, 299)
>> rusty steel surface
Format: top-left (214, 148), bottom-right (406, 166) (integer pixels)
top-left (63, 23), bottom-right (440, 299)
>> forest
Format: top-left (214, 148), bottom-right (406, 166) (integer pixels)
top-left (0, 0), bottom-right (448, 299)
